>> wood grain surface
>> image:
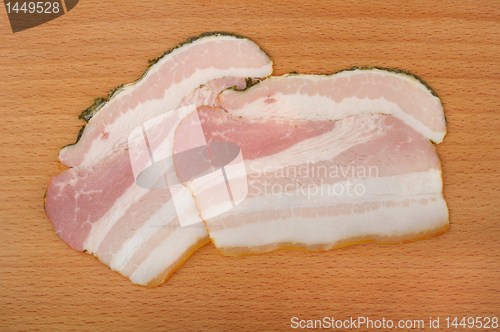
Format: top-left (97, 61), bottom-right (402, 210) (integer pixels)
top-left (1, 0), bottom-right (499, 331)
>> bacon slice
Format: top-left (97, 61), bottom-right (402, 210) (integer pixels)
top-left (45, 33), bottom-right (273, 286)
top-left (218, 69), bottom-right (446, 143)
top-left (59, 33), bottom-right (273, 168)
top-left (174, 70), bottom-right (448, 256)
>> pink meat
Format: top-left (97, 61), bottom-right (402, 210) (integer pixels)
top-left (45, 153), bottom-right (134, 251)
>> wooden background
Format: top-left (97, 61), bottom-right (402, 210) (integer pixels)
top-left (1, 0), bottom-right (499, 331)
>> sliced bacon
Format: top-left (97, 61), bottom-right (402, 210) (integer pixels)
top-left (45, 33), bottom-right (273, 286)
top-left (59, 33), bottom-right (272, 168)
top-left (218, 69), bottom-right (446, 143)
top-left (174, 81), bottom-right (448, 255)
top-left (46, 34), bottom-right (448, 285)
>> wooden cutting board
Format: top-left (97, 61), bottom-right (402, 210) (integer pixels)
top-left (1, 0), bottom-right (499, 330)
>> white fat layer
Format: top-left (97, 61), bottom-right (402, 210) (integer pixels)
top-left (129, 225), bottom-right (207, 285)
top-left (232, 93), bottom-right (443, 143)
top-left (84, 181), bottom-right (208, 285)
top-left (211, 194), bottom-right (448, 249)
top-left (328, 69), bottom-right (438, 95)
top-left (84, 185), bottom-right (150, 252)
top-left (84, 182), bottom-right (207, 253)
top-left (226, 170), bottom-right (443, 215)
top-left (208, 171), bottom-right (448, 249)
top-left (108, 198), bottom-right (179, 271)
top-left (228, 93), bottom-right (444, 144)
top-left (83, 176), bottom-right (205, 249)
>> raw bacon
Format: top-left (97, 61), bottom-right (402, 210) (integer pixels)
top-left (174, 70), bottom-right (448, 256)
top-left (45, 33), bottom-right (273, 286)
top-left (218, 69), bottom-right (446, 143)
top-left (59, 33), bottom-right (273, 168)
top-left (45, 32), bottom-right (448, 286)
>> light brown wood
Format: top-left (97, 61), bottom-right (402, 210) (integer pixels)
top-left (1, 0), bottom-right (499, 330)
